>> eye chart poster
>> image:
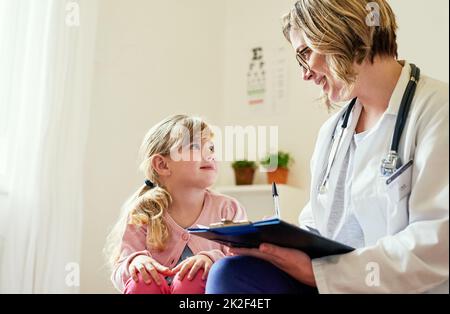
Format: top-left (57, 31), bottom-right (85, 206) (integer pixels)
top-left (246, 45), bottom-right (289, 115)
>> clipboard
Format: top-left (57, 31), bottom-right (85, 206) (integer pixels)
top-left (188, 218), bottom-right (354, 259)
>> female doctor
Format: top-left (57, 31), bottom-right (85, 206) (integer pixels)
top-left (206, 0), bottom-right (449, 294)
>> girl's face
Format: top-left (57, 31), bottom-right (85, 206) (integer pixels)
top-left (289, 29), bottom-right (354, 103)
top-left (166, 139), bottom-right (218, 189)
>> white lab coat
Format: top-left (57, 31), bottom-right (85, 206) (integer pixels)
top-left (300, 61), bottom-right (449, 293)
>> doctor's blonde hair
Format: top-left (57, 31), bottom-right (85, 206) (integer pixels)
top-left (104, 114), bottom-right (213, 270)
top-left (282, 0), bottom-right (398, 96)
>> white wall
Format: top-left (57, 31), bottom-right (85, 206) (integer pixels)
top-left (80, 0), bottom-right (226, 293)
top-left (80, 0), bottom-right (448, 293)
top-left (391, 0), bottom-right (449, 83)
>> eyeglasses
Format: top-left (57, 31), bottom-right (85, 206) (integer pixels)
top-left (296, 46), bottom-right (311, 73)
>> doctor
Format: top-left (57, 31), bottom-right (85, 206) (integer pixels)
top-left (206, 0), bottom-right (448, 294)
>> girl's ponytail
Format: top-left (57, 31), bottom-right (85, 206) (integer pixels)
top-left (130, 184), bottom-right (172, 251)
top-left (104, 184), bottom-right (172, 269)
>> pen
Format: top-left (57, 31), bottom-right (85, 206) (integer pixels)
top-left (272, 182), bottom-right (281, 219)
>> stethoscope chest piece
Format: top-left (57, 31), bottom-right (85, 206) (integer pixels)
top-left (380, 150), bottom-right (402, 177)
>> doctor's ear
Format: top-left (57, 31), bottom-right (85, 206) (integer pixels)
top-left (151, 154), bottom-right (171, 177)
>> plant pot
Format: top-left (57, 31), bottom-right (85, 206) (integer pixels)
top-left (266, 167), bottom-right (289, 184)
top-left (233, 167), bottom-right (256, 185)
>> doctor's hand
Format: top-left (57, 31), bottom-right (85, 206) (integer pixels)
top-left (229, 244), bottom-right (317, 287)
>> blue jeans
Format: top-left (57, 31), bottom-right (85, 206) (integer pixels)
top-left (205, 256), bottom-right (318, 294)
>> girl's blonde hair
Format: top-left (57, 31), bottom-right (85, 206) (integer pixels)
top-left (282, 0), bottom-right (398, 105)
top-left (104, 114), bottom-right (213, 270)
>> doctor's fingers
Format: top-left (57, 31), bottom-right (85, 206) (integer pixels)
top-left (230, 247), bottom-right (284, 265)
top-left (228, 247), bottom-right (259, 256)
top-left (262, 244), bottom-right (312, 267)
top-left (259, 243), bottom-right (307, 264)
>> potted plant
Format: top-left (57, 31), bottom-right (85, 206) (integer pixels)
top-left (260, 151), bottom-right (293, 184)
top-left (231, 160), bottom-right (257, 185)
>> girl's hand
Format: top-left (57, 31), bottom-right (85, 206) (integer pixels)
top-left (128, 254), bottom-right (171, 286)
top-left (229, 243), bottom-right (317, 287)
top-left (171, 254), bottom-right (213, 281)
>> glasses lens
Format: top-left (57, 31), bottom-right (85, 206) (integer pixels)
top-left (296, 53), bottom-right (309, 72)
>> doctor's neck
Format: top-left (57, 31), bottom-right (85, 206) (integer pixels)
top-left (352, 56), bottom-right (403, 116)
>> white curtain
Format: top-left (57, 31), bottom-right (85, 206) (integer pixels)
top-left (0, 0), bottom-right (98, 293)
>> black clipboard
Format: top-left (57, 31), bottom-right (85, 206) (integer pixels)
top-left (188, 218), bottom-right (354, 259)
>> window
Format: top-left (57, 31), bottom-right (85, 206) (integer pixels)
top-left (0, 0), bottom-right (14, 194)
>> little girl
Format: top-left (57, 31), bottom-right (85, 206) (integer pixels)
top-left (105, 114), bottom-right (247, 294)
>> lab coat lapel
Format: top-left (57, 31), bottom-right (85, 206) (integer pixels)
top-left (311, 102), bottom-right (362, 232)
top-left (310, 109), bottom-right (345, 232)
top-left (320, 102), bottom-right (362, 218)
top-left (310, 111), bottom-right (343, 194)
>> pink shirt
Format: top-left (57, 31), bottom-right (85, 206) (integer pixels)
top-left (111, 189), bottom-right (247, 292)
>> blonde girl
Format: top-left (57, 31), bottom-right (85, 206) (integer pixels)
top-left (105, 114), bottom-right (247, 294)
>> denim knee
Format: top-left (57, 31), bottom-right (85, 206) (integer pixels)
top-left (206, 256), bottom-right (253, 294)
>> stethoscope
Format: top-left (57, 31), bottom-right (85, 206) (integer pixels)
top-left (318, 63), bottom-right (420, 194)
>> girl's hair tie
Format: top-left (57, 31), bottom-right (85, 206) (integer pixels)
top-left (144, 179), bottom-right (155, 188)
